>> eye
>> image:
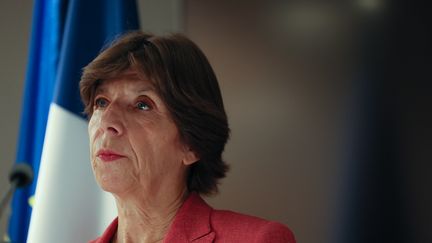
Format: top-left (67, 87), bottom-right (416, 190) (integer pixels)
top-left (94, 97), bottom-right (109, 109)
top-left (136, 101), bottom-right (151, 111)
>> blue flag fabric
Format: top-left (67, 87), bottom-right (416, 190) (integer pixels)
top-left (9, 1), bottom-right (61, 242)
top-left (54, 0), bottom-right (139, 114)
top-left (9, 0), bottom-right (139, 242)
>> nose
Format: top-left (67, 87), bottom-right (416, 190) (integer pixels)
top-left (99, 103), bottom-right (124, 136)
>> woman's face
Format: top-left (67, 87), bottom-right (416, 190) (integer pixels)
top-left (88, 72), bottom-right (197, 196)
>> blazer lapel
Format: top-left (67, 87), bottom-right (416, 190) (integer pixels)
top-left (163, 193), bottom-right (215, 243)
top-left (191, 232), bottom-right (215, 243)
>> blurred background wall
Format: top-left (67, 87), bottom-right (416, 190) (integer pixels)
top-left (1, 1), bottom-right (430, 243)
top-left (183, 2), bottom-right (356, 243)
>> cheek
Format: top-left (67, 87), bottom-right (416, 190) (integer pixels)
top-left (88, 115), bottom-right (101, 145)
top-left (88, 119), bottom-right (105, 167)
top-left (88, 115), bottom-right (98, 135)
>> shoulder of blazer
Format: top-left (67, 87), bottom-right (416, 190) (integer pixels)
top-left (209, 209), bottom-right (296, 243)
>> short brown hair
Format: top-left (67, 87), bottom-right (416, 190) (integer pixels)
top-left (80, 31), bottom-right (229, 195)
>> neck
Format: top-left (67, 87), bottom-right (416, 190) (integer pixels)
top-left (113, 187), bottom-right (188, 243)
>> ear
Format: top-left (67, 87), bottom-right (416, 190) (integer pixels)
top-left (182, 146), bottom-right (199, 166)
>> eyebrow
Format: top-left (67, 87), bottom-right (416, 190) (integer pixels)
top-left (94, 86), bottom-right (105, 95)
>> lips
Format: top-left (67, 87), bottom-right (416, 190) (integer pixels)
top-left (96, 149), bottom-right (126, 162)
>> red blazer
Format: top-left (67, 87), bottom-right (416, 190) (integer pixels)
top-left (90, 193), bottom-right (296, 243)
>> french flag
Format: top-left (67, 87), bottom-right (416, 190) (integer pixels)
top-left (9, 0), bottom-right (139, 242)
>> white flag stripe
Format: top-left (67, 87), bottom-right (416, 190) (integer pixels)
top-left (27, 103), bottom-right (116, 243)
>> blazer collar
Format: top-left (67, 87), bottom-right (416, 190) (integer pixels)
top-left (163, 192), bottom-right (215, 243)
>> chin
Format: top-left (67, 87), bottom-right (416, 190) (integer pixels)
top-left (95, 173), bottom-right (133, 194)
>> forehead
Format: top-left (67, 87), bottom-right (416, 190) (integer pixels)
top-left (95, 72), bottom-right (155, 94)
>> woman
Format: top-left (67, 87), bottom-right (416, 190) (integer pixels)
top-left (80, 31), bottom-right (295, 243)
